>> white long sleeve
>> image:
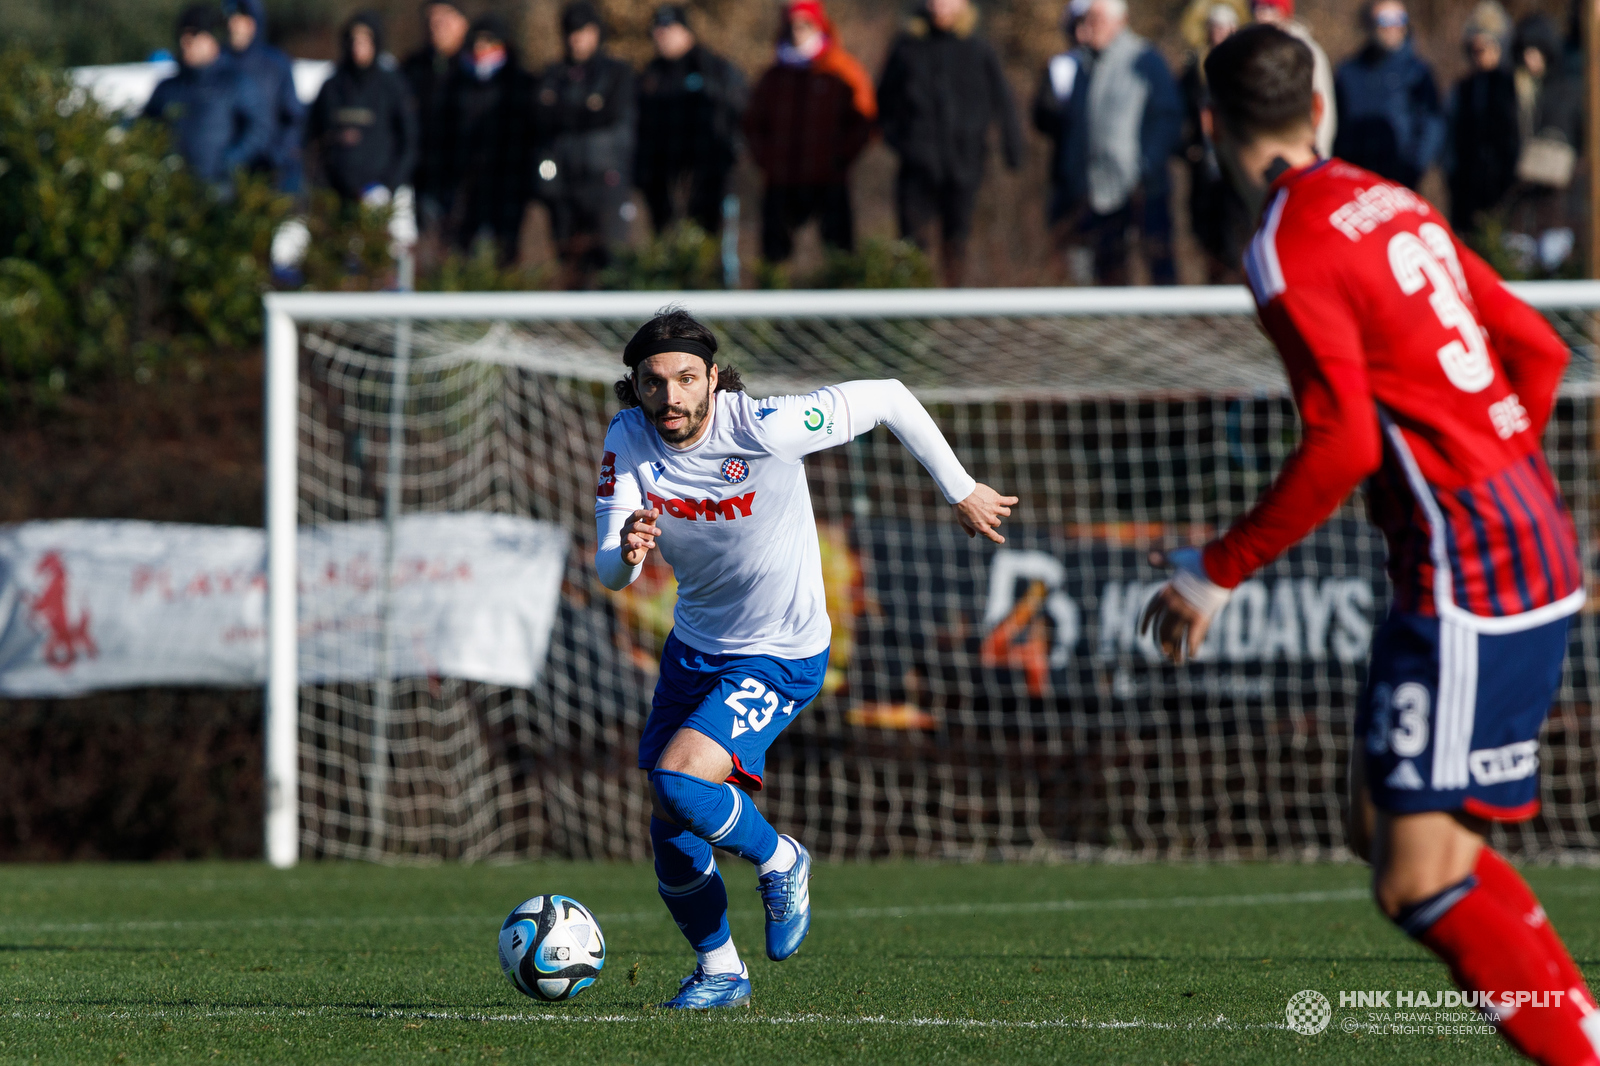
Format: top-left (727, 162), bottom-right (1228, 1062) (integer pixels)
top-left (833, 379), bottom-right (977, 504)
top-left (594, 507), bottom-right (644, 591)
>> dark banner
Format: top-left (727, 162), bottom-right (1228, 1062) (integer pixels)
top-left (848, 517), bottom-right (1392, 715)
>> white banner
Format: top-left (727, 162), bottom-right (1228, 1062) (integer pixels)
top-left (0, 515), bottom-right (567, 697)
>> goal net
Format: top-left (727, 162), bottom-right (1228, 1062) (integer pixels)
top-left (265, 286), bottom-right (1600, 866)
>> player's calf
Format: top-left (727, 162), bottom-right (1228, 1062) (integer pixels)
top-left (1378, 818), bottom-right (1600, 1066)
top-left (650, 770), bottom-right (814, 961)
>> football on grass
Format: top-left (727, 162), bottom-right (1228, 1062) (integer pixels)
top-left (498, 894), bottom-right (605, 1001)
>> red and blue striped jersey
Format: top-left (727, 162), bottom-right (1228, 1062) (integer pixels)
top-left (1203, 159), bottom-right (1582, 627)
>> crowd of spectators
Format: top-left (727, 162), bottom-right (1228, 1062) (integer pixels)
top-left (138, 0), bottom-right (1591, 287)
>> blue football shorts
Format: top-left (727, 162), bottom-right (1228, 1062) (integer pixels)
top-left (638, 630), bottom-right (829, 791)
top-left (1357, 608), bottom-right (1570, 821)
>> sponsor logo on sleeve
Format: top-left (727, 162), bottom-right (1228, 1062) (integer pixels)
top-left (596, 451), bottom-right (617, 497)
top-left (803, 407), bottom-right (825, 431)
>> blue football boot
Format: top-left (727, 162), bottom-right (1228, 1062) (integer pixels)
top-left (659, 963), bottom-right (752, 1009)
top-left (758, 835), bottom-right (812, 961)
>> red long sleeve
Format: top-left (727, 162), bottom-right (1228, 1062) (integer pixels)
top-left (1201, 280), bottom-right (1383, 589)
top-left (1455, 242), bottom-right (1569, 435)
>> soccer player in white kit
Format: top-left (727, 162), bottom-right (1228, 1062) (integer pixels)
top-left (594, 308), bottom-right (1016, 1008)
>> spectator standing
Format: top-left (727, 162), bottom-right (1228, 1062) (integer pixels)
top-left (1032, 0), bottom-right (1089, 257)
top-left (1177, 0), bottom-right (1250, 283)
top-left (532, 1), bottom-right (638, 289)
top-left (878, 0), bottom-right (1023, 285)
top-left (635, 6), bottom-right (747, 236)
top-left (401, 1), bottom-right (472, 241)
top-left (1447, 2), bottom-right (1519, 235)
top-left (307, 13), bottom-right (419, 208)
top-left (222, 0), bottom-right (306, 193)
top-left (743, 0), bottom-right (876, 264)
top-left (1250, 0), bottom-right (1335, 158)
top-left (1504, 13), bottom-right (1583, 272)
top-left (1333, 0), bottom-right (1445, 189)
top-left (445, 17), bottom-right (532, 264)
top-left (143, 4), bottom-right (272, 193)
top-left (1054, 0), bottom-right (1183, 286)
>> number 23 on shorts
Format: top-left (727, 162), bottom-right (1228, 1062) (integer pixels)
top-left (724, 678), bottom-right (795, 739)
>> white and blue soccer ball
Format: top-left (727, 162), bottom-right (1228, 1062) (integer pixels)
top-left (498, 894), bottom-right (605, 1002)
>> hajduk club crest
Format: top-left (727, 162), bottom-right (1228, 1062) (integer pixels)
top-left (720, 457), bottom-right (749, 484)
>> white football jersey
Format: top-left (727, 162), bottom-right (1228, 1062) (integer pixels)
top-left (595, 387), bottom-right (853, 659)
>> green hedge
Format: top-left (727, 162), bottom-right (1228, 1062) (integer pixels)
top-left (0, 49), bottom-right (286, 405)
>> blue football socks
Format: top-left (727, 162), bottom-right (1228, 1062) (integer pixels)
top-left (650, 816), bottom-right (731, 953)
top-left (650, 769), bottom-right (779, 865)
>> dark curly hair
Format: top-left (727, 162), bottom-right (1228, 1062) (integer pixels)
top-left (614, 306), bottom-right (746, 408)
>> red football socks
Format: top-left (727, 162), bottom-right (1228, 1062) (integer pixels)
top-left (1474, 847), bottom-right (1591, 1001)
top-left (1415, 857), bottom-right (1600, 1066)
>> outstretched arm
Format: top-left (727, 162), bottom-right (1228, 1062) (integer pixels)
top-left (1142, 281), bottom-right (1380, 662)
top-left (755, 380), bottom-right (1017, 542)
top-left (832, 379), bottom-right (1017, 543)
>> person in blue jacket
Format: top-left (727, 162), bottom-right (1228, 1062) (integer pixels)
top-left (1333, 0), bottom-right (1445, 189)
top-left (143, 4), bottom-right (273, 193)
top-left (223, 0), bottom-right (308, 193)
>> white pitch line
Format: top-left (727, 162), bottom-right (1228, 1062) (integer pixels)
top-left (2, 1004), bottom-right (1288, 1032)
top-left (0, 887), bottom-right (1371, 934)
top-left (826, 886), bottom-right (1370, 919)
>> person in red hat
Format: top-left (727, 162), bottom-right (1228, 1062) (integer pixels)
top-left (742, 0), bottom-right (878, 267)
top-left (1251, 0), bottom-right (1336, 157)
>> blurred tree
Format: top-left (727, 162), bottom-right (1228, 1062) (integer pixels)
top-left (0, 50), bottom-right (286, 406)
top-left (0, 0), bottom-right (336, 65)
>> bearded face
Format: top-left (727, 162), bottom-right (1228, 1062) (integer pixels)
top-left (635, 352), bottom-right (718, 445)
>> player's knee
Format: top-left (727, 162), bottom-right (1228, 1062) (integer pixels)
top-left (649, 769), bottom-right (723, 835)
top-left (1371, 873), bottom-right (1405, 920)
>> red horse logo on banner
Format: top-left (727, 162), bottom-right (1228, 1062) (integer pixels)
top-left (29, 551), bottom-right (96, 669)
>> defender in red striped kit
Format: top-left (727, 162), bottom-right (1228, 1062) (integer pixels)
top-left (1142, 26), bottom-right (1598, 1065)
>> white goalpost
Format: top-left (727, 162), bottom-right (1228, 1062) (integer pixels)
top-left (262, 283), bottom-right (1600, 870)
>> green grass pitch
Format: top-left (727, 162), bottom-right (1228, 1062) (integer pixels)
top-left (2, 860), bottom-right (1597, 1064)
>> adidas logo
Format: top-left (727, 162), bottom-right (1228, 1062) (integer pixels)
top-left (1386, 760), bottom-right (1426, 790)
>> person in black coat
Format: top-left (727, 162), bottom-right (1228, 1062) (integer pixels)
top-left (877, 0), bottom-right (1023, 285)
top-left (1031, 3), bottom-right (1086, 205)
top-left (1447, 3), bottom-right (1520, 234)
top-left (634, 5), bottom-right (747, 236)
top-left (532, 1), bottom-right (638, 289)
top-left (442, 15), bottom-right (531, 263)
top-left (1503, 12), bottom-right (1582, 259)
top-left (401, 1), bottom-right (471, 236)
top-left (1177, 1), bottom-right (1251, 283)
top-left (307, 12), bottom-right (419, 205)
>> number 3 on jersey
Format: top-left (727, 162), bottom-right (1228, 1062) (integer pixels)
top-left (1388, 222), bottom-right (1494, 393)
top-left (725, 678), bottom-right (795, 738)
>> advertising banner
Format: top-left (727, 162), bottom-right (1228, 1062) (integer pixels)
top-left (0, 514), bottom-right (567, 696)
